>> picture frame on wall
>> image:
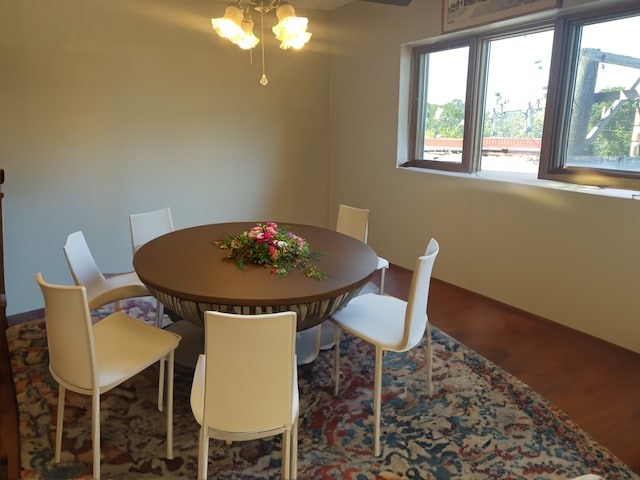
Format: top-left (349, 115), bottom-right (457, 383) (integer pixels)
top-left (443, 0), bottom-right (560, 33)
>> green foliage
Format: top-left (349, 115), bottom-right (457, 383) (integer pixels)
top-left (424, 87), bottom-right (635, 151)
top-left (426, 99), bottom-right (545, 140)
top-left (425, 99), bottom-right (465, 138)
top-left (214, 222), bottom-right (326, 279)
top-left (484, 110), bottom-right (542, 138)
top-left (584, 87), bottom-right (636, 157)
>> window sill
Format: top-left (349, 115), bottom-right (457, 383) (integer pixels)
top-left (399, 165), bottom-right (640, 200)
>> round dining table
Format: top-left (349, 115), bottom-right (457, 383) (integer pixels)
top-left (133, 222), bottom-right (379, 332)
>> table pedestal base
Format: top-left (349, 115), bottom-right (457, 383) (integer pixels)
top-left (151, 287), bottom-right (363, 332)
top-left (165, 320), bottom-right (203, 368)
top-left (162, 281), bottom-right (381, 368)
top-left (167, 320), bottom-right (324, 368)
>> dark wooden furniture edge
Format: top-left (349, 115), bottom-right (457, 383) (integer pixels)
top-left (0, 170), bottom-right (22, 480)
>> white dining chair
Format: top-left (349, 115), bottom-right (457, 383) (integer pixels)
top-left (316, 203), bottom-right (390, 352)
top-left (129, 207), bottom-right (174, 252)
top-left (129, 207), bottom-right (175, 328)
top-left (295, 325), bottom-right (322, 366)
top-left (331, 238), bottom-right (439, 456)
top-left (36, 272), bottom-right (181, 480)
top-left (64, 230), bottom-right (170, 410)
top-left (336, 204), bottom-right (389, 294)
top-left (63, 230), bottom-right (150, 313)
top-left (191, 310), bottom-right (299, 480)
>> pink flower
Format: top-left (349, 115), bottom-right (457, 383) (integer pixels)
top-left (214, 222), bottom-right (325, 279)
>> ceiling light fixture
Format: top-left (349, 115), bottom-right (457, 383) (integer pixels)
top-left (212, 1), bottom-right (312, 86)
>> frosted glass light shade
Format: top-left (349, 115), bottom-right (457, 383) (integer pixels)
top-left (272, 4), bottom-right (311, 50)
top-left (277, 30), bottom-right (311, 50)
top-left (211, 1), bottom-right (312, 84)
top-left (211, 4), bottom-right (244, 41)
top-left (233, 20), bottom-right (259, 49)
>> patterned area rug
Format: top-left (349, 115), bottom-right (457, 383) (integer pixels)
top-left (8, 295), bottom-right (637, 479)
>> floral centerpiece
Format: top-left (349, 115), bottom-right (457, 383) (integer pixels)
top-left (214, 222), bottom-right (326, 279)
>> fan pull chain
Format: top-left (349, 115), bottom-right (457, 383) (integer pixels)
top-left (259, 7), bottom-right (268, 86)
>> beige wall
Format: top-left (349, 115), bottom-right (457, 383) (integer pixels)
top-left (0, 0), bottom-right (330, 314)
top-left (329, 0), bottom-right (640, 353)
top-left (3, 0), bottom-right (639, 354)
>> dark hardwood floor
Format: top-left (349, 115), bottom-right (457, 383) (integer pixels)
top-left (377, 264), bottom-right (640, 475)
top-left (5, 263), bottom-right (640, 475)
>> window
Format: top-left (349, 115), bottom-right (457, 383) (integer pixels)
top-left (405, 3), bottom-right (640, 191)
top-left (481, 30), bottom-right (553, 174)
top-left (412, 44), bottom-right (470, 172)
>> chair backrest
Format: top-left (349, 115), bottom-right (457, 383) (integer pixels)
top-left (202, 310), bottom-right (297, 433)
top-left (35, 272), bottom-right (97, 392)
top-left (336, 204), bottom-right (369, 243)
top-left (402, 238), bottom-right (440, 350)
top-left (63, 231), bottom-right (106, 291)
top-left (129, 207), bottom-right (174, 253)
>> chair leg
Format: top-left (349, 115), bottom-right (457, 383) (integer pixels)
top-left (290, 414), bottom-right (299, 480)
top-left (313, 324), bottom-right (321, 359)
top-left (281, 429), bottom-right (291, 480)
top-left (54, 385), bottom-right (65, 463)
top-left (166, 351), bottom-right (175, 459)
top-left (379, 267), bottom-right (387, 294)
top-left (158, 359), bottom-right (165, 412)
top-left (198, 426), bottom-right (209, 480)
top-left (333, 326), bottom-right (341, 397)
top-left (373, 347), bottom-right (383, 456)
top-left (295, 325), bottom-right (322, 365)
top-left (156, 300), bottom-right (167, 412)
top-left (318, 320), bottom-right (336, 350)
top-left (155, 300), bottom-right (164, 328)
top-left (92, 392), bottom-right (101, 480)
top-left (425, 323), bottom-right (433, 396)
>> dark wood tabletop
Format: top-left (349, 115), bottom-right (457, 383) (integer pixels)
top-left (133, 222), bottom-right (378, 330)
